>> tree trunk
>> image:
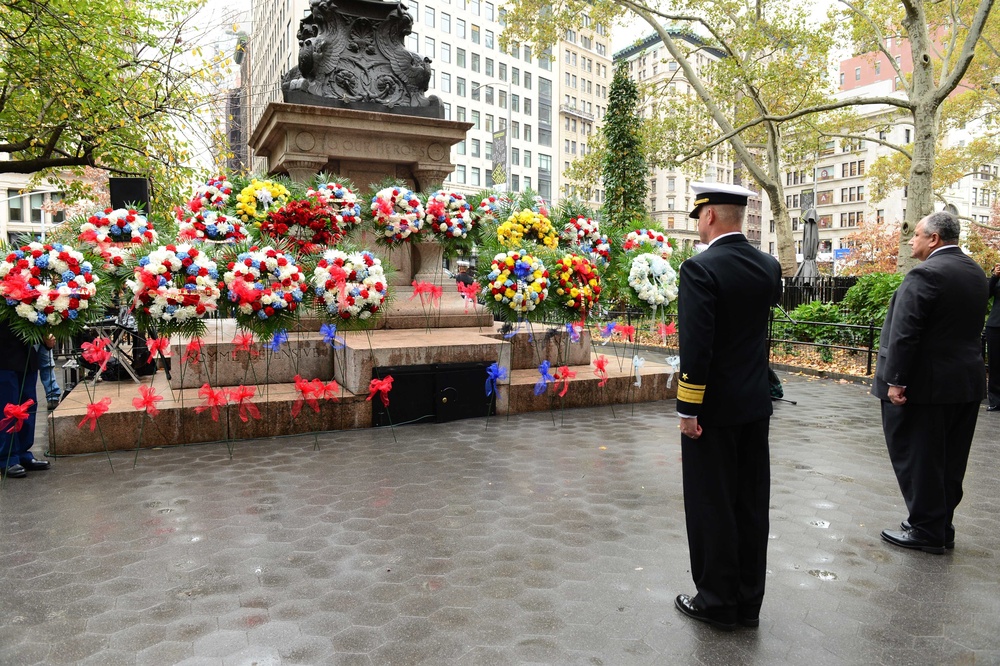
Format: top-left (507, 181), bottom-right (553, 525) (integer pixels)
top-left (897, 106), bottom-right (939, 272)
top-left (762, 181), bottom-right (796, 275)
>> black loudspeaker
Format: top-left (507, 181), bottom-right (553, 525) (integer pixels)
top-left (109, 177), bottom-right (150, 212)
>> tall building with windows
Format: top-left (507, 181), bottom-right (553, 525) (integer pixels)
top-left (248, 0), bottom-right (613, 209)
top-left (614, 32), bottom-right (763, 249)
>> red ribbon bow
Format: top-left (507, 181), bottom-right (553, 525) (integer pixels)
top-left (366, 376), bottom-right (394, 407)
top-left (182, 338), bottom-right (203, 365)
top-left (228, 385), bottom-right (261, 422)
top-left (132, 385), bottom-right (163, 418)
top-left (232, 332), bottom-right (259, 359)
top-left (657, 321), bottom-right (677, 339)
top-left (428, 285), bottom-right (443, 308)
top-left (554, 365), bottom-right (577, 397)
top-left (78, 397), bottom-right (112, 431)
top-left (146, 336), bottom-right (171, 364)
top-left (292, 374), bottom-right (321, 417)
top-left (194, 383), bottom-right (228, 422)
top-left (593, 355), bottom-right (610, 387)
top-left (0, 399), bottom-right (34, 433)
top-left (456, 281), bottom-right (480, 312)
top-left (321, 380), bottom-right (340, 401)
top-left (81, 337), bottom-right (113, 372)
top-left (615, 323), bottom-right (636, 342)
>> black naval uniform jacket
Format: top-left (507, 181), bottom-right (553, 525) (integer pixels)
top-left (676, 234), bottom-right (783, 426)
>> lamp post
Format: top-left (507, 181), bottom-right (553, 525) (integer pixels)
top-left (471, 81), bottom-right (512, 194)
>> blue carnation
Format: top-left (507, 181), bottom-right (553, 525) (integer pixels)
top-left (35, 255), bottom-right (49, 269)
top-left (61, 270), bottom-right (76, 282)
top-left (166, 305), bottom-right (177, 314)
top-left (68, 309), bottom-right (78, 319)
top-left (139, 257), bottom-right (150, 266)
top-left (186, 265), bottom-right (199, 276)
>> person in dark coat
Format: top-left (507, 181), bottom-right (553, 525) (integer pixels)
top-left (0, 322), bottom-right (51, 478)
top-left (674, 182), bottom-right (783, 631)
top-left (986, 262), bottom-right (1000, 411)
top-left (454, 260), bottom-right (475, 287)
top-left (875, 211), bottom-right (988, 553)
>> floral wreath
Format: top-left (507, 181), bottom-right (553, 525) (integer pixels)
top-left (624, 228), bottom-right (673, 258)
top-left (78, 208), bottom-right (158, 245)
top-left (477, 194), bottom-right (505, 221)
top-left (187, 176), bottom-right (234, 212)
top-left (312, 249), bottom-right (387, 323)
top-left (178, 211), bottom-right (249, 244)
top-left (308, 182), bottom-right (362, 222)
top-left (628, 253), bottom-right (678, 308)
top-left (370, 186), bottom-right (425, 243)
top-left (257, 198), bottom-right (347, 254)
top-left (486, 249), bottom-right (550, 315)
top-left (234, 179), bottom-right (290, 224)
top-left (424, 190), bottom-right (474, 241)
top-left (497, 209), bottom-right (559, 250)
top-left (553, 254), bottom-right (601, 315)
top-left (563, 216), bottom-right (611, 267)
top-left (222, 245), bottom-right (306, 337)
top-left (0, 242), bottom-right (101, 339)
top-left (128, 244), bottom-right (221, 335)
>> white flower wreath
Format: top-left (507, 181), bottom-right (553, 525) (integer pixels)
top-left (628, 253), bottom-right (678, 308)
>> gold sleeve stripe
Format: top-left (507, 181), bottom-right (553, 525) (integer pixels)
top-left (678, 381), bottom-right (706, 391)
top-left (677, 382), bottom-right (706, 404)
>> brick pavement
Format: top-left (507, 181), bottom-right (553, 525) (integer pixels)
top-left (0, 372), bottom-right (998, 665)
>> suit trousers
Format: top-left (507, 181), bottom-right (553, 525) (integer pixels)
top-left (987, 327), bottom-right (1000, 408)
top-left (880, 400), bottom-right (979, 544)
top-left (681, 418), bottom-right (770, 622)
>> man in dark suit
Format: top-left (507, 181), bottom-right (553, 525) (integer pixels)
top-left (0, 322), bottom-right (51, 478)
top-left (985, 262), bottom-right (1000, 411)
top-left (674, 182), bottom-right (783, 631)
top-left (875, 211), bottom-right (987, 554)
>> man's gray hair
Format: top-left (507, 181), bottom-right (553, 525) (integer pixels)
top-left (922, 211), bottom-right (960, 242)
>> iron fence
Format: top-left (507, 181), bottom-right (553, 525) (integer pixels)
top-left (781, 276), bottom-right (858, 311)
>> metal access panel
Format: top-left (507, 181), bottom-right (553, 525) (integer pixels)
top-left (371, 361), bottom-right (497, 427)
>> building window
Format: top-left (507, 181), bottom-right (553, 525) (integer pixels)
top-left (471, 139), bottom-right (480, 157)
top-left (456, 140), bottom-right (466, 155)
top-left (456, 18), bottom-right (465, 38)
top-left (523, 151), bottom-right (531, 168)
top-left (440, 72), bottom-right (451, 92)
top-left (472, 110), bottom-right (480, 129)
top-left (457, 77), bottom-right (466, 96)
top-left (30, 193), bottom-right (43, 223)
top-left (485, 29), bottom-right (494, 49)
top-left (472, 53), bottom-right (480, 73)
top-left (855, 67), bottom-right (861, 81)
top-left (471, 167), bottom-right (480, 186)
top-left (472, 24), bottom-right (480, 44)
top-left (425, 7), bottom-right (434, 26)
top-left (441, 43), bottom-right (451, 63)
top-left (511, 147), bottom-right (519, 165)
top-left (456, 48), bottom-right (466, 68)
top-left (454, 165), bottom-right (466, 184)
top-left (7, 190), bottom-right (22, 222)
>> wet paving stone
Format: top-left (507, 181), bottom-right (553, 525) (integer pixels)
top-left (1, 373), bottom-right (999, 664)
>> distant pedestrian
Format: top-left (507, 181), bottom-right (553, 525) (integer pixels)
top-left (674, 182), bottom-right (782, 631)
top-left (875, 211), bottom-right (988, 554)
top-left (985, 262), bottom-right (1000, 412)
top-left (454, 260), bottom-right (475, 287)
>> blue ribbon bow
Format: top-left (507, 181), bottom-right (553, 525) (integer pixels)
top-left (320, 323), bottom-right (346, 350)
top-left (534, 360), bottom-right (555, 395)
top-left (268, 330), bottom-right (288, 352)
top-left (485, 363), bottom-right (508, 397)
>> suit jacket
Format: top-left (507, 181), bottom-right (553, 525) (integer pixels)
top-left (873, 246), bottom-right (987, 403)
top-left (987, 274), bottom-right (1000, 329)
top-left (677, 234), bottom-right (783, 426)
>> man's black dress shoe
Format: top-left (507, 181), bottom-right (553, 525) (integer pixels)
top-left (901, 520), bottom-right (954, 549)
top-left (674, 594), bottom-right (737, 631)
top-left (988, 405), bottom-right (1000, 412)
top-left (1, 464), bottom-right (27, 478)
top-left (21, 458), bottom-right (50, 471)
top-left (881, 528), bottom-right (946, 554)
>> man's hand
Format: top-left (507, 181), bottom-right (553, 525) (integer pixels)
top-left (888, 385), bottom-right (907, 406)
top-left (43, 334), bottom-right (56, 350)
top-left (678, 416), bottom-right (702, 440)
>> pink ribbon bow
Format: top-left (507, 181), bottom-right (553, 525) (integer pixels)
top-left (593, 355), bottom-right (610, 388)
top-left (0, 399), bottom-right (34, 433)
top-left (366, 376), bottom-right (394, 407)
top-left (228, 385), bottom-right (261, 422)
top-left (78, 397), bottom-right (112, 432)
top-left (132, 385), bottom-right (163, 418)
top-left (554, 365), bottom-right (577, 397)
top-left (194, 383), bottom-right (228, 422)
top-left (146, 336), bottom-right (171, 364)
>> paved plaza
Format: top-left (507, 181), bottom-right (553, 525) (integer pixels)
top-left (1, 372), bottom-right (998, 665)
